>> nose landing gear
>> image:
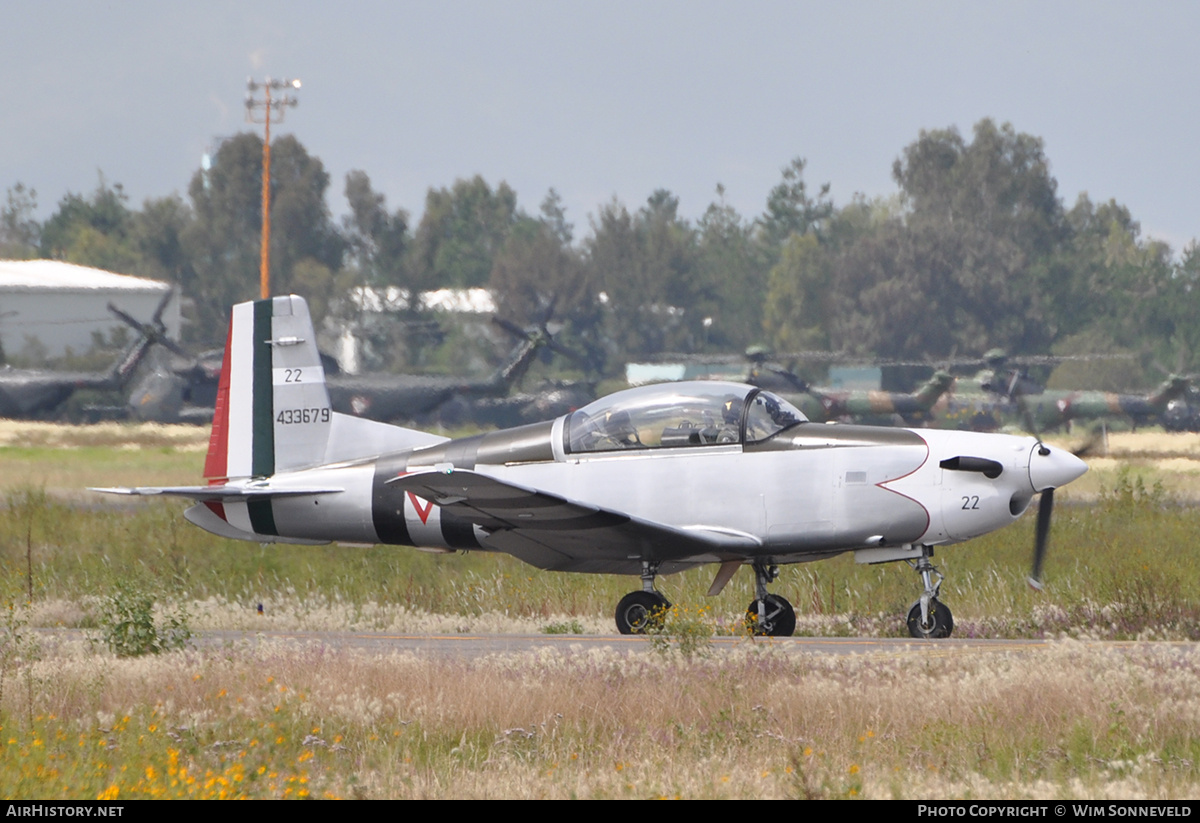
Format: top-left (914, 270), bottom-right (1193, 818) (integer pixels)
top-left (906, 547), bottom-right (954, 639)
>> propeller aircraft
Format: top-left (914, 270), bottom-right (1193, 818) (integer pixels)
top-left (97, 296), bottom-right (1088, 638)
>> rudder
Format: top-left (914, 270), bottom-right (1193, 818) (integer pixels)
top-left (204, 296), bottom-right (333, 481)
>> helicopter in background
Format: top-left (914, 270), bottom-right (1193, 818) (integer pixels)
top-left (0, 291), bottom-right (168, 420)
top-left (112, 305), bottom-right (584, 427)
top-left (934, 350), bottom-right (1190, 431)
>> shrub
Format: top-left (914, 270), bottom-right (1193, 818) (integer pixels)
top-left (99, 579), bottom-right (190, 657)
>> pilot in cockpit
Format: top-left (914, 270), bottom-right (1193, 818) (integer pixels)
top-left (600, 409), bottom-right (642, 448)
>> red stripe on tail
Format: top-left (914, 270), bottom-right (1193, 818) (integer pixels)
top-left (203, 323), bottom-right (235, 482)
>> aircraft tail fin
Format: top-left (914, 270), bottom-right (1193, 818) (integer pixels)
top-left (204, 296), bottom-right (447, 482)
top-left (1148, 374), bottom-right (1190, 409)
top-left (915, 370), bottom-right (955, 407)
top-left (204, 296), bottom-right (333, 480)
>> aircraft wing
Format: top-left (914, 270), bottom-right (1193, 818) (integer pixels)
top-left (387, 469), bottom-right (759, 575)
top-left (90, 484), bottom-right (343, 501)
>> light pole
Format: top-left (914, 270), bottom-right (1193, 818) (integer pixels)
top-left (245, 76), bottom-right (301, 299)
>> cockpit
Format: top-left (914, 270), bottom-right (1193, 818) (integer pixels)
top-left (564, 381), bottom-right (807, 454)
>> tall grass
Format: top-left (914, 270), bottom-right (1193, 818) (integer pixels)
top-left (2, 466), bottom-right (1200, 638)
top-left (3, 638), bottom-right (1198, 798)
top-left (3, 429), bottom-right (1200, 798)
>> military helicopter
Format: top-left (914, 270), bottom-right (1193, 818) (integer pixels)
top-left (746, 357), bottom-right (955, 426)
top-left (113, 306), bottom-right (577, 426)
top-left (436, 379), bottom-right (596, 429)
top-left (935, 350), bottom-right (1189, 431)
top-left (0, 291), bottom-right (168, 419)
top-left (98, 295), bottom-right (1089, 639)
top-left (637, 348), bottom-right (956, 427)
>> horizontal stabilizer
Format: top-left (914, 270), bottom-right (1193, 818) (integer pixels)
top-left (325, 412), bottom-right (447, 463)
top-left (91, 484), bottom-right (343, 501)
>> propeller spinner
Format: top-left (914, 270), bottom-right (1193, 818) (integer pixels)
top-left (1025, 442), bottom-right (1088, 589)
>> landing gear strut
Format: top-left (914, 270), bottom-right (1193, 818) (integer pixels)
top-left (615, 561), bottom-right (671, 635)
top-left (906, 546), bottom-right (953, 639)
top-left (745, 562), bottom-right (796, 637)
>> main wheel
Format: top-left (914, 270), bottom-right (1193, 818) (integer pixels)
top-left (745, 594), bottom-right (796, 637)
top-left (615, 591), bottom-right (670, 635)
top-left (906, 599), bottom-right (954, 639)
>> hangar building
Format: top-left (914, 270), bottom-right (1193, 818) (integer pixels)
top-left (0, 260), bottom-right (178, 363)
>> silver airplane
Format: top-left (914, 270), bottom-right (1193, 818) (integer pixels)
top-left (98, 296), bottom-right (1088, 638)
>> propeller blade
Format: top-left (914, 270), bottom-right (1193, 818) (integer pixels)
top-left (151, 288), bottom-right (173, 325)
top-left (546, 338), bottom-right (589, 368)
top-left (491, 316), bottom-right (531, 341)
top-left (1028, 487), bottom-right (1054, 590)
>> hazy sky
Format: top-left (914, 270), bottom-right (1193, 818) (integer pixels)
top-left (4, 1), bottom-right (1198, 250)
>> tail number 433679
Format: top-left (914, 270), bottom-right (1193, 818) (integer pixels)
top-left (277, 408), bottom-right (331, 425)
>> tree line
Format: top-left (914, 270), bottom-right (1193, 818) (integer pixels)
top-left (2, 119), bottom-right (1195, 387)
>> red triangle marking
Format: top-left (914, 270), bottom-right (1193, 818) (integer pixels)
top-left (407, 492), bottom-right (434, 524)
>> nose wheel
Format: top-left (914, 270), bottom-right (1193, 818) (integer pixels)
top-left (906, 547), bottom-right (954, 639)
top-left (906, 599), bottom-right (953, 638)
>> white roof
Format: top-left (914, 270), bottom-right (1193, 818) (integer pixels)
top-left (0, 259), bottom-right (170, 292)
top-left (348, 285), bottom-right (497, 314)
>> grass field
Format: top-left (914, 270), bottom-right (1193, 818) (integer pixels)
top-left (2, 422), bottom-right (1200, 798)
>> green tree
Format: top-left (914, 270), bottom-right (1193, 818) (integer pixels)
top-left (267, 136), bottom-right (344, 294)
top-left (539, 188), bottom-right (574, 246)
top-left (757, 157), bottom-right (833, 251)
top-left (131, 195), bottom-right (195, 286)
top-left (695, 185), bottom-right (770, 349)
top-left (0, 184), bottom-right (40, 259)
top-left (342, 169), bottom-right (409, 287)
top-left (40, 176), bottom-right (141, 272)
top-left (762, 233), bottom-right (831, 352)
top-left (490, 209), bottom-right (585, 327)
top-left (584, 190), bottom-right (699, 360)
top-left (893, 119), bottom-right (1064, 256)
top-left (412, 176), bottom-right (518, 289)
top-left (183, 132), bottom-right (342, 343)
top-left (812, 119), bottom-right (1069, 361)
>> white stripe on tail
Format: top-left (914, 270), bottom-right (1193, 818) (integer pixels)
top-left (204, 295), bottom-right (447, 483)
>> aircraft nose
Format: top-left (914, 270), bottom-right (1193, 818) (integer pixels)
top-left (1027, 443), bottom-right (1088, 492)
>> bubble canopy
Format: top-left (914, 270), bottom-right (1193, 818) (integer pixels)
top-left (564, 381), bottom-right (808, 454)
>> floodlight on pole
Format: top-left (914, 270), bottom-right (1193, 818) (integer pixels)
top-left (245, 76), bottom-right (301, 299)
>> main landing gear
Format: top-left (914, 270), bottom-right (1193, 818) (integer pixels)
top-left (615, 562), bottom-right (672, 635)
top-left (906, 546), bottom-right (954, 639)
top-left (744, 563), bottom-right (796, 637)
top-left (614, 560), bottom-right (801, 637)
